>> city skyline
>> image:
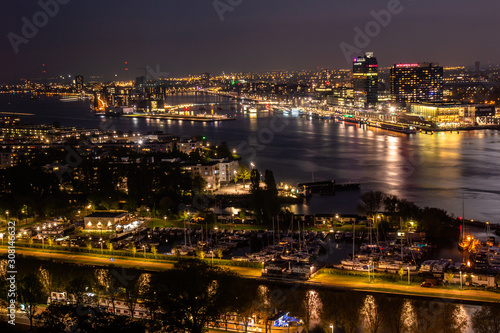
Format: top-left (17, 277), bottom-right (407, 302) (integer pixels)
top-left (2, 0), bottom-right (500, 81)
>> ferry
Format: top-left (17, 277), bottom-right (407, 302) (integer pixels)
top-left (341, 115), bottom-right (365, 125)
top-left (366, 120), bottom-right (417, 134)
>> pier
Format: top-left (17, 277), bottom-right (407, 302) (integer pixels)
top-left (297, 180), bottom-right (360, 196)
top-left (121, 113), bottom-right (235, 122)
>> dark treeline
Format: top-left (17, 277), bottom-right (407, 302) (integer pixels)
top-left (1, 256), bottom-right (497, 333)
top-left (0, 147), bottom-right (213, 220)
top-left (358, 190), bottom-right (462, 245)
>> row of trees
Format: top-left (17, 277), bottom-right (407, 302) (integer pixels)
top-left (358, 190), bottom-right (461, 244)
top-left (249, 169), bottom-right (280, 224)
top-left (3, 257), bottom-right (499, 333)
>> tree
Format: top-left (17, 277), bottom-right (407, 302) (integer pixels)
top-left (236, 164), bottom-right (251, 187)
top-left (358, 191), bottom-right (386, 244)
top-left (336, 292), bottom-right (363, 333)
top-left (360, 295), bottom-right (383, 333)
top-left (151, 245), bottom-right (158, 258)
top-left (217, 247), bottom-right (223, 260)
top-left (445, 271), bottom-right (455, 286)
top-left (35, 304), bottom-right (75, 333)
top-left (358, 191), bottom-right (386, 217)
top-left (106, 241), bottom-right (113, 252)
top-left (131, 244), bottom-right (137, 257)
top-left (471, 303), bottom-right (500, 333)
top-left (263, 170), bottom-right (280, 219)
top-left (192, 174), bottom-right (207, 193)
top-left (123, 273), bottom-right (150, 318)
top-left (411, 300), bottom-right (468, 333)
top-left (379, 296), bottom-right (407, 333)
top-left (66, 275), bottom-right (92, 306)
top-left (196, 247), bottom-right (205, 259)
top-left (288, 288), bottom-right (322, 333)
top-left (250, 169), bottom-right (260, 193)
top-left (398, 267), bottom-right (404, 282)
top-left (19, 273), bottom-right (43, 330)
top-left (153, 259), bottom-right (239, 333)
top-left (233, 279), bottom-right (257, 333)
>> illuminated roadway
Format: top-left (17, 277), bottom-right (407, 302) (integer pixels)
top-left (2, 248), bottom-right (500, 303)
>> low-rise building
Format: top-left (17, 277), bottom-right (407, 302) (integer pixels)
top-left (0, 150), bottom-right (15, 168)
top-left (176, 139), bottom-right (204, 155)
top-left (216, 159), bottom-right (239, 183)
top-left (407, 102), bottom-right (496, 127)
top-left (183, 162), bottom-right (220, 191)
top-left (84, 212), bottom-right (129, 230)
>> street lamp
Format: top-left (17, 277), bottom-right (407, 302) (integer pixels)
top-left (407, 267), bottom-right (410, 285)
top-left (210, 250), bottom-right (214, 265)
top-left (233, 170), bottom-right (238, 193)
top-left (164, 216), bottom-right (167, 227)
top-left (460, 271), bottom-right (463, 289)
top-left (330, 324), bottom-right (334, 333)
top-left (100, 238), bottom-right (103, 254)
top-left (0, 233), bottom-right (3, 245)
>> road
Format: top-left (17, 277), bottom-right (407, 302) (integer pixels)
top-left (3, 247), bottom-right (500, 303)
top-left (0, 247), bottom-right (261, 278)
top-left (310, 273), bottom-right (500, 303)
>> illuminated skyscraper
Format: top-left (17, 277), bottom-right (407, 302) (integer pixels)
top-left (75, 75), bottom-right (84, 92)
top-left (353, 52), bottom-right (378, 108)
top-left (390, 63), bottom-right (443, 105)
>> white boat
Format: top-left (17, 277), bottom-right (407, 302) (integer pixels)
top-left (419, 260), bottom-right (436, 273)
top-left (402, 264), bottom-right (418, 271)
top-left (432, 259), bottom-right (452, 273)
top-left (353, 265), bottom-right (370, 272)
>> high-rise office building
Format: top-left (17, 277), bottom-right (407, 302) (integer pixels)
top-left (390, 63), bottom-right (443, 104)
top-left (353, 52), bottom-right (378, 108)
top-left (201, 73), bottom-right (211, 87)
top-left (75, 75), bottom-right (84, 92)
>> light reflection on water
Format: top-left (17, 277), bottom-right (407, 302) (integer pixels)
top-left (4, 93), bottom-right (500, 223)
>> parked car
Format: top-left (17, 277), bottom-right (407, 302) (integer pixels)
top-left (420, 282), bottom-right (434, 288)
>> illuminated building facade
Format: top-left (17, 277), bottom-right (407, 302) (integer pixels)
top-left (408, 102), bottom-right (495, 127)
top-left (75, 75), bottom-right (83, 92)
top-left (353, 52), bottom-right (378, 108)
top-left (390, 63), bottom-right (443, 104)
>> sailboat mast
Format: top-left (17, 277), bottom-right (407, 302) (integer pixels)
top-left (272, 217), bottom-right (275, 246)
top-left (353, 220), bottom-right (355, 261)
top-left (462, 194), bottom-right (465, 240)
top-left (400, 217), bottom-right (403, 261)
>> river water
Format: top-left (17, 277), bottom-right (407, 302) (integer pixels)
top-left (2, 92), bottom-right (500, 225)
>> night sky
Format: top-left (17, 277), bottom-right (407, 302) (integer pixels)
top-left (1, 0), bottom-right (500, 82)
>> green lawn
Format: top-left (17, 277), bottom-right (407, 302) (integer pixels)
top-left (147, 218), bottom-right (264, 231)
top-left (147, 218), bottom-right (183, 228)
